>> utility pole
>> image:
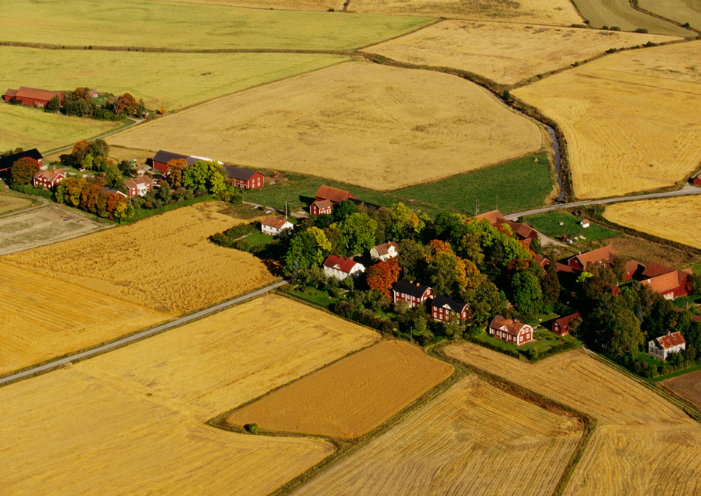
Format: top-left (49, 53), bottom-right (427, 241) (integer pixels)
top-left (285, 200), bottom-right (288, 220)
top-left (475, 199), bottom-right (480, 216)
top-left (496, 195), bottom-right (498, 212)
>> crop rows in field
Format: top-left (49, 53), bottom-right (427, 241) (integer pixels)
top-left (569, 0), bottom-right (690, 34)
top-left (639, 0), bottom-right (701, 31)
top-left (227, 340), bottom-right (453, 438)
top-left (445, 344), bottom-right (701, 495)
top-left (294, 375), bottom-right (583, 496)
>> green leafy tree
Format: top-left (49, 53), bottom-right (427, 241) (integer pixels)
top-left (389, 202), bottom-right (424, 241)
top-left (283, 227), bottom-right (332, 276)
top-left (397, 239), bottom-right (427, 281)
top-left (338, 212), bottom-right (377, 256)
top-left (334, 200), bottom-right (357, 222)
top-left (323, 226), bottom-right (346, 256)
top-left (428, 251), bottom-right (467, 296)
top-left (511, 270), bottom-right (543, 317)
top-left (463, 276), bottom-right (505, 331)
top-left (46, 94), bottom-right (62, 112)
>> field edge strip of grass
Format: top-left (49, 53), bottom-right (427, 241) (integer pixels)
top-left (433, 343), bottom-right (597, 496)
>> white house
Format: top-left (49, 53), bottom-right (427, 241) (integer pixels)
top-left (580, 219), bottom-right (590, 228)
top-left (370, 241), bottom-right (399, 262)
top-left (323, 255), bottom-right (365, 281)
top-left (261, 216), bottom-right (293, 236)
top-left (648, 331), bottom-right (686, 361)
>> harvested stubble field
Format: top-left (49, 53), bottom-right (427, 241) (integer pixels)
top-left (347, 0), bottom-right (582, 25)
top-left (446, 344), bottom-right (701, 495)
top-left (0, 366), bottom-right (333, 495)
top-left (227, 340), bottom-right (453, 438)
top-left (0, 194), bottom-right (31, 215)
top-left (639, 0), bottom-right (701, 30)
top-left (0, 47), bottom-right (347, 111)
top-left (603, 235), bottom-right (699, 267)
top-left (365, 20), bottom-right (680, 85)
top-left (0, 205), bottom-right (103, 256)
top-left (604, 196), bottom-right (701, 249)
top-left (0, 103), bottom-right (121, 152)
top-left (79, 295), bottom-right (380, 421)
top-left (2, 202), bottom-right (275, 314)
top-left (109, 62), bottom-right (544, 191)
top-left (661, 369), bottom-right (701, 410)
top-left (513, 42), bottom-right (701, 199)
top-left (1, 0), bottom-right (432, 50)
top-left (569, 0), bottom-right (691, 34)
top-left (294, 375), bottom-right (582, 496)
top-left (0, 263), bottom-right (166, 375)
top-left (151, 0), bottom-right (345, 11)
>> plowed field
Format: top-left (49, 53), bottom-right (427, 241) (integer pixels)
top-left (348, 0), bottom-right (583, 25)
top-left (513, 42), bottom-right (701, 199)
top-left (81, 295), bottom-right (380, 420)
top-left (294, 375), bottom-right (583, 496)
top-left (227, 340), bottom-right (453, 438)
top-left (108, 62), bottom-right (544, 191)
top-left (0, 366), bottom-right (333, 495)
top-left (445, 344), bottom-right (701, 496)
top-left (661, 369), bottom-right (701, 410)
top-left (604, 196), bottom-right (701, 249)
top-left (2, 202), bottom-right (275, 314)
top-left (366, 20), bottom-right (680, 85)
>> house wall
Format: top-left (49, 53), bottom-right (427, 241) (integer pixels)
top-left (153, 161), bottom-right (168, 173)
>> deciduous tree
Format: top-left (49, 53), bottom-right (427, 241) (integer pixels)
top-left (10, 157), bottom-right (40, 185)
top-left (113, 92), bottom-right (138, 115)
top-left (166, 158), bottom-right (188, 188)
top-left (428, 251), bottom-right (467, 296)
top-left (366, 258), bottom-right (401, 297)
top-left (338, 212), bottom-right (377, 256)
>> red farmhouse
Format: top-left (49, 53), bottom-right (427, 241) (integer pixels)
top-left (310, 199), bottom-right (333, 216)
top-left (33, 168), bottom-right (66, 189)
top-left (0, 149), bottom-right (43, 173)
top-left (310, 185), bottom-right (356, 215)
top-left (431, 295), bottom-right (469, 323)
top-left (552, 313), bottom-right (580, 336)
top-left (150, 150), bottom-right (198, 173)
top-left (4, 87), bottom-right (64, 107)
top-left (393, 279), bottom-right (432, 309)
top-left (125, 176), bottom-right (153, 197)
top-left (641, 262), bottom-right (692, 300)
top-left (489, 316), bottom-right (533, 346)
top-left (223, 165), bottom-right (263, 189)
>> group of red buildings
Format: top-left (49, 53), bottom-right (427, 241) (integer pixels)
top-left (3, 87), bottom-right (64, 108)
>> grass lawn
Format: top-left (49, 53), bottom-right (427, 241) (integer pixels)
top-left (688, 262), bottom-right (701, 274)
top-left (650, 362), bottom-right (701, 382)
top-left (281, 286), bottom-right (339, 309)
top-left (0, 104), bottom-right (123, 153)
top-left (472, 328), bottom-right (579, 359)
top-left (244, 232), bottom-right (274, 247)
top-left (244, 153), bottom-right (553, 217)
top-left (673, 295), bottom-right (701, 308)
top-left (2, 0), bottom-right (434, 51)
top-left (0, 48), bottom-right (348, 112)
top-left (524, 211), bottom-right (618, 243)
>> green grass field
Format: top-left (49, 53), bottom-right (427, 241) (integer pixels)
top-left (0, 104), bottom-right (123, 153)
top-left (1, 0), bottom-right (434, 50)
top-left (245, 153), bottom-right (553, 217)
top-left (0, 48), bottom-right (348, 111)
top-left (569, 0), bottom-right (690, 34)
top-left (244, 231), bottom-right (275, 247)
top-left (525, 211), bottom-right (618, 242)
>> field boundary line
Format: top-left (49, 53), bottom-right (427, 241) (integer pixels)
top-left (0, 280), bottom-right (286, 388)
top-left (41, 117), bottom-right (135, 156)
top-left (434, 344), bottom-right (598, 496)
top-left (628, 0), bottom-right (701, 34)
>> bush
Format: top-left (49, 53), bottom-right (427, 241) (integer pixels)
top-left (683, 22), bottom-right (691, 28)
top-left (610, 26), bottom-right (621, 31)
top-left (418, 332), bottom-right (435, 347)
top-left (635, 28), bottom-right (649, 33)
top-left (244, 423), bottom-right (259, 434)
top-left (9, 184), bottom-right (53, 199)
top-left (528, 348), bottom-right (539, 360)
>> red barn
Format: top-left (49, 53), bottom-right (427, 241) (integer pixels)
top-left (431, 295), bottom-right (469, 323)
top-left (310, 199), bottom-right (333, 216)
top-left (567, 245), bottom-right (618, 272)
top-left (393, 279), bottom-right (432, 308)
top-left (552, 312), bottom-right (580, 336)
top-left (4, 87), bottom-right (64, 107)
top-left (223, 165), bottom-right (263, 189)
top-left (692, 174), bottom-right (701, 186)
top-left (0, 149), bottom-right (43, 173)
top-left (151, 150), bottom-right (198, 173)
top-left (33, 168), bottom-right (66, 189)
top-left (489, 316), bottom-right (533, 346)
top-left (310, 185), bottom-right (356, 215)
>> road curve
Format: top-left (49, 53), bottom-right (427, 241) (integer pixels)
top-left (0, 280), bottom-right (287, 387)
top-left (506, 184), bottom-right (701, 220)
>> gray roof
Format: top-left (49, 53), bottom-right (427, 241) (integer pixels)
top-left (0, 148), bottom-right (42, 170)
top-left (431, 295), bottom-right (467, 313)
top-left (222, 164), bottom-right (258, 181)
top-left (394, 279), bottom-right (431, 298)
top-left (152, 150), bottom-right (198, 166)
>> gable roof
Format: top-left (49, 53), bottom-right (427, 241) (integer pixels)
top-left (626, 260), bottom-right (642, 274)
top-left (554, 312), bottom-right (580, 328)
top-left (315, 185), bottom-right (356, 203)
top-left (571, 245), bottom-right (618, 268)
top-left (312, 199), bottom-right (334, 210)
top-left (222, 164), bottom-right (257, 181)
top-left (261, 216), bottom-right (290, 230)
top-left (15, 86), bottom-right (61, 102)
top-left (0, 148), bottom-right (43, 170)
top-left (393, 279), bottom-right (431, 298)
top-left (642, 271), bottom-right (687, 294)
top-left (431, 295), bottom-right (468, 314)
top-left (534, 255), bottom-right (549, 267)
top-left (489, 315), bottom-right (530, 336)
top-left (506, 220), bottom-right (537, 240)
top-left (373, 241), bottom-right (399, 257)
top-left (655, 331), bottom-right (686, 350)
top-left (34, 168), bottom-right (65, 182)
top-left (152, 150), bottom-right (198, 166)
top-left (4, 88), bottom-right (18, 98)
top-left (323, 255), bottom-right (360, 274)
top-left (125, 176), bottom-right (152, 189)
top-left (475, 210), bottom-right (507, 225)
top-left (642, 261), bottom-right (676, 278)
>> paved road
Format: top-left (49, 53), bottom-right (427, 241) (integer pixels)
top-left (505, 184), bottom-right (701, 220)
top-left (0, 280), bottom-right (287, 387)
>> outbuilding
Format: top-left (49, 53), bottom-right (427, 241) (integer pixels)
top-left (0, 149), bottom-right (43, 173)
top-left (648, 332), bottom-right (686, 361)
top-left (223, 164), bottom-right (264, 189)
top-left (4, 87), bottom-right (64, 107)
top-left (151, 150), bottom-right (199, 173)
top-left (552, 313), bottom-right (580, 336)
top-left (261, 216), bottom-right (293, 236)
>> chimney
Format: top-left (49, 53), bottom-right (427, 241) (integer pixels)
top-left (409, 280), bottom-right (413, 284)
top-left (416, 282), bottom-right (420, 287)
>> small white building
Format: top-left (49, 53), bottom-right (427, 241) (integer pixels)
top-left (580, 219), bottom-right (590, 228)
top-left (261, 216), bottom-right (293, 236)
top-left (323, 255), bottom-right (365, 281)
top-left (648, 331), bottom-right (686, 361)
top-left (370, 241), bottom-right (399, 262)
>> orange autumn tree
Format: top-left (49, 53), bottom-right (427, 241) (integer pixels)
top-left (366, 258), bottom-right (401, 298)
top-left (166, 158), bottom-right (188, 188)
top-left (425, 239), bottom-right (453, 263)
top-left (113, 92), bottom-right (138, 115)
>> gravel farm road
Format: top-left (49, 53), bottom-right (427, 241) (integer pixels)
top-left (0, 280), bottom-right (287, 387)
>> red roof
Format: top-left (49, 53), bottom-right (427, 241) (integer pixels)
top-left (4, 88), bottom-right (18, 98)
top-left (506, 220), bottom-right (537, 240)
top-left (34, 168), bottom-right (65, 182)
top-left (125, 176), bottom-right (152, 189)
top-left (642, 271), bottom-right (687, 294)
top-left (475, 210), bottom-right (507, 225)
top-left (656, 332), bottom-right (686, 350)
top-left (489, 315), bottom-right (530, 337)
top-left (312, 199), bottom-right (333, 210)
top-left (15, 86), bottom-right (61, 102)
top-left (556, 262), bottom-right (575, 274)
top-left (534, 255), bottom-right (549, 267)
top-left (642, 261), bottom-right (676, 278)
top-left (323, 255), bottom-right (359, 274)
top-left (262, 216), bottom-right (290, 230)
top-left (315, 185), bottom-right (356, 204)
top-left (374, 241), bottom-right (399, 257)
top-left (554, 312), bottom-right (580, 328)
top-left (571, 246), bottom-right (618, 269)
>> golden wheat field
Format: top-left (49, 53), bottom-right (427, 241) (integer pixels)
top-left (151, 0), bottom-right (345, 11)
top-left (446, 344), bottom-right (701, 496)
top-left (80, 295), bottom-right (380, 421)
top-left (604, 196), bottom-right (701, 249)
top-left (108, 62), bottom-right (544, 190)
top-left (638, 0), bottom-right (701, 30)
top-left (294, 375), bottom-right (582, 496)
top-left (348, 0), bottom-right (582, 24)
top-left (366, 20), bottom-right (680, 85)
top-left (0, 263), bottom-right (166, 375)
top-left (228, 340), bottom-right (453, 438)
top-left (2, 202), bottom-right (275, 314)
top-left (0, 366), bottom-right (333, 495)
top-left (512, 41), bottom-right (701, 199)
